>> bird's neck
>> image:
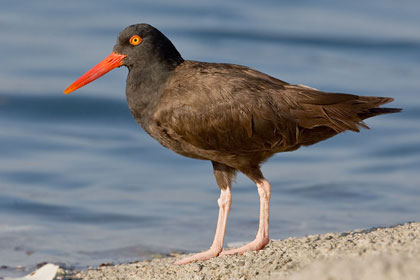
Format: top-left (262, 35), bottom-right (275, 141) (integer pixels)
top-left (125, 60), bottom-right (181, 131)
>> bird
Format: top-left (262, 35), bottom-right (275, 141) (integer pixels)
top-left (64, 23), bottom-right (401, 265)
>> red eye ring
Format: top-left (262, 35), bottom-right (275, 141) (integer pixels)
top-left (129, 35), bottom-right (142, 46)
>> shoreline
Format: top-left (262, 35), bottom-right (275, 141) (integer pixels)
top-left (67, 222), bottom-right (419, 280)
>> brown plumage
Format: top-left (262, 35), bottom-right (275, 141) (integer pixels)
top-left (148, 60), bottom-right (399, 180)
top-left (64, 24), bottom-right (401, 264)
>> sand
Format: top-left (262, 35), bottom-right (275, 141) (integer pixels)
top-left (68, 222), bottom-right (420, 280)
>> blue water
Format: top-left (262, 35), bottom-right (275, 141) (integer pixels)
top-left (1, 0), bottom-right (420, 277)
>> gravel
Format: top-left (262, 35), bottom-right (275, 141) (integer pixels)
top-left (70, 222), bottom-right (420, 280)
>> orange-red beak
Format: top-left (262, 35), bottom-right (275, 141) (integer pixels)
top-left (64, 52), bottom-right (126, 94)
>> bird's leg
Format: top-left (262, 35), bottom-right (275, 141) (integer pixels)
top-left (221, 178), bottom-right (271, 256)
top-left (174, 187), bottom-right (232, 264)
top-left (174, 162), bottom-right (235, 264)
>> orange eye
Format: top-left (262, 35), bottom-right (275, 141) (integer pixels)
top-left (129, 35), bottom-right (142, 46)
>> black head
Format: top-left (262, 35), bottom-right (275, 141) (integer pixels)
top-left (64, 24), bottom-right (184, 94)
top-left (113, 24), bottom-right (184, 70)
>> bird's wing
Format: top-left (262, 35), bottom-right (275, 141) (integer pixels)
top-left (152, 62), bottom-right (300, 154)
top-left (152, 61), bottom-right (387, 155)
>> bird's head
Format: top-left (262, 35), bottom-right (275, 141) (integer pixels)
top-left (64, 23), bottom-right (183, 94)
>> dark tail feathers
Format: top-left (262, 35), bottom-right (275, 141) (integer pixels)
top-left (358, 97), bottom-right (402, 120)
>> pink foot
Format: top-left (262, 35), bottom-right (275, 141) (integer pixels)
top-left (220, 236), bottom-right (269, 256)
top-left (174, 248), bottom-right (222, 265)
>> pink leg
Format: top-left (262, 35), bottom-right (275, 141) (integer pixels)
top-left (220, 179), bottom-right (270, 256)
top-left (175, 187), bottom-right (232, 264)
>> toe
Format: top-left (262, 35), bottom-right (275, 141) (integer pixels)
top-left (220, 238), bottom-right (269, 256)
top-left (174, 248), bottom-right (221, 265)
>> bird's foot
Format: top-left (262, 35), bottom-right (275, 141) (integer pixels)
top-left (174, 247), bottom-right (222, 265)
top-left (220, 236), bottom-right (269, 256)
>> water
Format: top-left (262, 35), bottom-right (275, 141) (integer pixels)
top-left (1, 0), bottom-right (420, 277)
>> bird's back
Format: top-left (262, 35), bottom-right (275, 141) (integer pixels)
top-left (149, 60), bottom-right (400, 169)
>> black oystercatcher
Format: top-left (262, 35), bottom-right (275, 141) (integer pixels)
top-left (64, 24), bottom-right (401, 264)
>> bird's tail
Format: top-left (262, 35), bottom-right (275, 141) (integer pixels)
top-left (290, 92), bottom-right (401, 147)
top-left (357, 97), bottom-right (402, 120)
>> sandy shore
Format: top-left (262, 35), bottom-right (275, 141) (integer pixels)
top-left (69, 222), bottom-right (420, 280)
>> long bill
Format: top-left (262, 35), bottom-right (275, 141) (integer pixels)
top-left (64, 52), bottom-right (126, 94)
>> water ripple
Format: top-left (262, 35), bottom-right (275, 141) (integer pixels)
top-left (0, 195), bottom-right (159, 226)
top-left (180, 29), bottom-right (420, 50)
top-left (0, 93), bottom-right (131, 124)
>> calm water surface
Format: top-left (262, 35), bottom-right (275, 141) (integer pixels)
top-left (1, 0), bottom-right (420, 277)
